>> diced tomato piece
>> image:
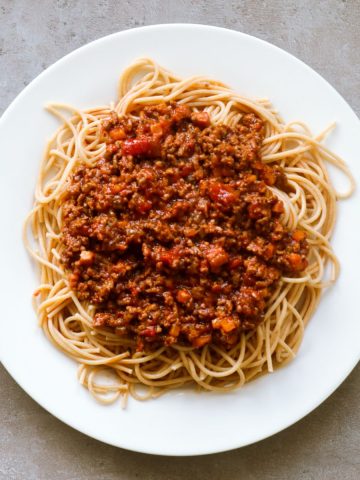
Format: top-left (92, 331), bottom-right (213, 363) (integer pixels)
top-left (176, 289), bottom-right (192, 303)
top-left (136, 199), bottom-right (153, 214)
top-left (191, 111), bottom-right (210, 128)
top-left (208, 182), bottom-right (238, 207)
top-left (180, 163), bottom-right (194, 177)
top-left (211, 283), bottom-right (222, 293)
top-left (122, 136), bottom-right (160, 157)
top-left (172, 105), bottom-right (191, 122)
top-left (229, 257), bottom-right (242, 269)
top-left (139, 326), bottom-right (157, 337)
top-left (160, 247), bottom-right (181, 267)
top-left (130, 287), bottom-right (139, 297)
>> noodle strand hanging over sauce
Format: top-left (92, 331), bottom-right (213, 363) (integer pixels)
top-left (24, 58), bottom-right (355, 405)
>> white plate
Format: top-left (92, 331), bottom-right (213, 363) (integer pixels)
top-left (0, 24), bottom-right (359, 456)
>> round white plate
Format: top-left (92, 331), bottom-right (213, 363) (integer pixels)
top-left (0, 24), bottom-right (359, 456)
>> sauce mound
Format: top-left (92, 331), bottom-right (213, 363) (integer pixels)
top-left (61, 103), bottom-right (308, 349)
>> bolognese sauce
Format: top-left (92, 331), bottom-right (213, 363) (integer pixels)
top-left (61, 103), bottom-right (308, 350)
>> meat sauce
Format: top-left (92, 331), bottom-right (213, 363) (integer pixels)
top-left (61, 103), bottom-right (308, 350)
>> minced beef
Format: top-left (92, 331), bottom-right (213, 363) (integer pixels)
top-left (61, 103), bottom-right (308, 350)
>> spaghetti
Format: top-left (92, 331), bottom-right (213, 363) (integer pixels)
top-left (24, 58), bottom-right (355, 405)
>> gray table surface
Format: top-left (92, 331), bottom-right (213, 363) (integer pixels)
top-left (1, 1), bottom-right (359, 479)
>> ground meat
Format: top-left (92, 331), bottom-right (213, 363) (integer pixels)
top-left (61, 103), bottom-right (308, 350)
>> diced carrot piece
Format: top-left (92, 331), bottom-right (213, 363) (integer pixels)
top-left (263, 243), bottom-right (275, 260)
top-left (109, 127), bottom-right (126, 140)
top-left (272, 200), bottom-right (284, 213)
top-left (193, 335), bottom-right (212, 348)
top-left (169, 324), bottom-right (180, 337)
top-left (150, 123), bottom-right (163, 136)
top-left (205, 246), bottom-right (229, 270)
top-left (292, 229), bottom-right (306, 242)
top-left (212, 316), bottom-right (237, 333)
top-left (286, 253), bottom-right (307, 271)
top-left (262, 168), bottom-right (276, 186)
top-left (79, 250), bottom-right (95, 265)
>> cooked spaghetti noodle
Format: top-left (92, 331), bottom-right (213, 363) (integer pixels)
top-left (24, 58), bottom-right (355, 405)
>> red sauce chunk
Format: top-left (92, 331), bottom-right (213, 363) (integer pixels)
top-left (61, 103), bottom-right (308, 350)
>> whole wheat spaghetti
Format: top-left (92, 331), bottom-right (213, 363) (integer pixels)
top-left (24, 58), bottom-right (354, 406)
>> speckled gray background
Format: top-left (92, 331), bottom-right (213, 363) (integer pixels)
top-left (1, 1), bottom-right (359, 479)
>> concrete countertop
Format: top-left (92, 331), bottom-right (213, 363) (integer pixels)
top-left (1, 1), bottom-right (359, 479)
